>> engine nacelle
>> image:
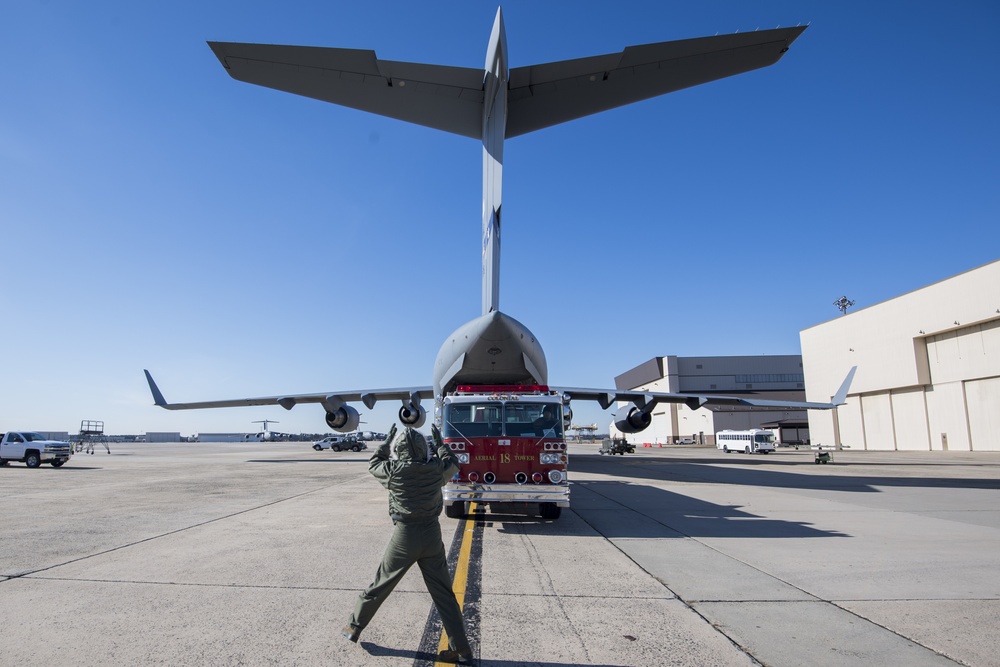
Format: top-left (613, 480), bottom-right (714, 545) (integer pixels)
top-left (325, 405), bottom-right (360, 432)
top-left (399, 403), bottom-right (426, 428)
top-left (614, 405), bottom-right (652, 434)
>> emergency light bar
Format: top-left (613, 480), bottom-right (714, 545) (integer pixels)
top-left (454, 385), bottom-right (549, 393)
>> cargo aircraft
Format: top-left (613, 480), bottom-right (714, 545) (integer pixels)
top-left (145, 8), bottom-right (855, 435)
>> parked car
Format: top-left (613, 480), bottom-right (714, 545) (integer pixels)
top-left (599, 438), bottom-right (634, 455)
top-left (677, 437), bottom-right (697, 445)
top-left (313, 436), bottom-right (367, 452)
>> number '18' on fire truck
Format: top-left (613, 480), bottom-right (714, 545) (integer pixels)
top-left (438, 385), bottom-right (568, 520)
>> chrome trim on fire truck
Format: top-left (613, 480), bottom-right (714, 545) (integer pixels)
top-left (444, 483), bottom-right (570, 507)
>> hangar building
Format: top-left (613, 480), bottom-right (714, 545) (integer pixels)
top-left (801, 259), bottom-right (1000, 451)
top-left (610, 355), bottom-right (810, 445)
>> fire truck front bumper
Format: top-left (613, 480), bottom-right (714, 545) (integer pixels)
top-left (444, 483), bottom-right (570, 508)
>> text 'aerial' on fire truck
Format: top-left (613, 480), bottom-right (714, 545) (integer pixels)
top-left (436, 385), bottom-right (569, 520)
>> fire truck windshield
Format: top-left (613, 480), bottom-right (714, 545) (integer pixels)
top-left (444, 402), bottom-right (503, 438)
top-left (443, 401), bottom-right (563, 439)
top-left (506, 403), bottom-right (563, 437)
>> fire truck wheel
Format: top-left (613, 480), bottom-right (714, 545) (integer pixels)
top-left (445, 503), bottom-right (466, 519)
top-left (539, 503), bottom-right (561, 520)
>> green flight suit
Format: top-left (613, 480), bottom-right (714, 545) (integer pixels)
top-left (346, 426), bottom-right (469, 653)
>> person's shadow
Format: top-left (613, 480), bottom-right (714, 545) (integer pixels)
top-left (361, 640), bottom-right (622, 666)
top-left (361, 641), bottom-right (439, 661)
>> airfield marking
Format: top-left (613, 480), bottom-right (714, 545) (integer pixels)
top-left (413, 502), bottom-right (483, 666)
top-left (436, 502), bottom-right (478, 661)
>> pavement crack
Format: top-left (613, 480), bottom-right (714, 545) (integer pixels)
top-left (1, 475), bottom-right (369, 581)
top-left (507, 521), bottom-right (594, 664)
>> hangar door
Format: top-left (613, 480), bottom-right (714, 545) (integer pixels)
top-left (966, 376), bottom-right (1000, 451)
top-left (926, 320), bottom-right (1000, 385)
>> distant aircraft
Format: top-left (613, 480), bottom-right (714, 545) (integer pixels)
top-left (247, 419), bottom-right (282, 442)
top-left (145, 8), bottom-right (854, 433)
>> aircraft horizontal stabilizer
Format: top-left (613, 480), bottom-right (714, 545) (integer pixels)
top-left (208, 42), bottom-right (486, 139)
top-left (506, 26), bottom-right (807, 137)
top-left (208, 25), bottom-right (806, 141)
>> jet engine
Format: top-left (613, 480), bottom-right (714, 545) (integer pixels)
top-left (614, 404), bottom-right (652, 434)
top-left (399, 402), bottom-right (427, 429)
top-left (325, 405), bottom-right (360, 432)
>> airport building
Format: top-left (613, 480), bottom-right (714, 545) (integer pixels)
top-left (610, 355), bottom-right (810, 445)
top-left (143, 432), bottom-right (182, 443)
top-left (196, 433), bottom-right (249, 443)
top-left (802, 259), bottom-right (1000, 451)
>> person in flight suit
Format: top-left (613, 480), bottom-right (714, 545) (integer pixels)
top-left (341, 424), bottom-right (472, 664)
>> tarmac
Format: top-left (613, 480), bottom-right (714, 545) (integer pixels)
top-left (2, 441), bottom-right (999, 666)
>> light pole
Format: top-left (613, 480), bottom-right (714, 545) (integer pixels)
top-left (833, 295), bottom-right (855, 316)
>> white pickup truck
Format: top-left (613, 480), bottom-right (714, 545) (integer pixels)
top-left (0, 431), bottom-right (73, 468)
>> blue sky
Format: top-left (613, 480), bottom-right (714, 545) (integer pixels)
top-left (2, 1), bottom-right (998, 437)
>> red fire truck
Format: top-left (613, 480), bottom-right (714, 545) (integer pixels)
top-left (437, 385), bottom-right (569, 520)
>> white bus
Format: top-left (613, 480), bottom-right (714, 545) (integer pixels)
top-left (716, 429), bottom-right (776, 454)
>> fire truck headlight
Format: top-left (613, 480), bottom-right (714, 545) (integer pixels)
top-left (540, 453), bottom-right (558, 464)
top-left (456, 453), bottom-right (470, 464)
top-left (548, 470), bottom-right (564, 484)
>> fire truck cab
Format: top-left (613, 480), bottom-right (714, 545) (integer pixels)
top-left (437, 385), bottom-right (569, 520)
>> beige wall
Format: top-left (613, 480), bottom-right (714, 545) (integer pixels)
top-left (801, 260), bottom-right (1000, 451)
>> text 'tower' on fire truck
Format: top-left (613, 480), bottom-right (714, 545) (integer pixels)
top-left (144, 8), bottom-right (855, 521)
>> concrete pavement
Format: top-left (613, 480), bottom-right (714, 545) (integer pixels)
top-left (1, 442), bottom-right (998, 666)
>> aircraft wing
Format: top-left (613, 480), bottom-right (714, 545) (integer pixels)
top-left (554, 366), bottom-right (856, 412)
top-left (144, 370), bottom-right (432, 412)
top-left (208, 25), bottom-right (806, 140)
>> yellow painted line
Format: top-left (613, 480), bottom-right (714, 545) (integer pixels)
top-left (434, 501), bottom-right (477, 665)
